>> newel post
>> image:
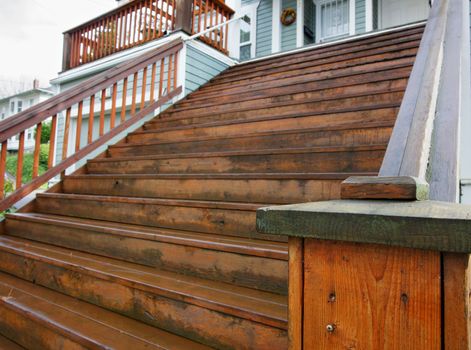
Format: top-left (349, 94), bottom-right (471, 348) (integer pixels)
top-left (257, 200), bottom-right (471, 349)
top-left (62, 33), bottom-right (72, 72)
top-left (174, 0), bottom-right (193, 35)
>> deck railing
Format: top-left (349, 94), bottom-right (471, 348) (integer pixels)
top-left (0, 39), bottom-right (183, 212)
top-left (63, 0), bottom-right (233, 70)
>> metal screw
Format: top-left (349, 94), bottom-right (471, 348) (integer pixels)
top-left (326, 324), bottom-right (336, 333)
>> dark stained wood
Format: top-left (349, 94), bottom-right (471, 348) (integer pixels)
top-left (75, 101), bottom-right (83, 152)
top-left (32, 123), bottom-right (42, 178)
top-left (88, 95), bottom-right (95, 144)
top-left (48, 115), bottom-right (57, 169)
top-left (0, 141), bottom-right (7, 200)
top-left (341, 176), bottom-right (429, 200)
top-left (288, 237), bottom-right (303, 350)
top-left (99, 89), bottom-right (106, 136)
top-left (16, 132), bottom-right (25, 189)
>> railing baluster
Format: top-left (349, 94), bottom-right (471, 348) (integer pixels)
top-left (159, 57), bottom-right (165, 97)
top-left (140, 66), bottom-right (148, 109)
top-left (62, 108), bottom-right (71, 161)
top-left (48, 115), bottom-right (57, 169)
top-left (33, 123), bottom-right (42, 178)
top-left (111, 83), bottom-right (118, 128)
top-left (75, 101), bottom-right (83, 152)
top-left (132, 3), bottom-right (138, 45)
top-left (150, 63), bottom-right (157, 102)
top-left (0, 141), bottom-right (7, 199)
top-left (99, 89), bottom-right (106, 136)
top-left (16, 131), bottom-right (25, 189)
top-left (167, 54), bottom-right (173, 93)
top-left (121, 77), bottom-right (128, 122)
top-left (173, 53), bottom-right (178, 90)
top-left (131, 72), bottom-right (138, 115)
top-left (88, 95), bottom-right (95, 144)
top-left (158, 0), bottom-right (164, 37)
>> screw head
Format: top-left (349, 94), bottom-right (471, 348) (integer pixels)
top-left (326, 324), bottom-right (336, 333)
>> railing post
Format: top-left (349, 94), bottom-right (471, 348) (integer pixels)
top-left (174, 0), bottom-right (193, 35)
top-left (62, 33), bottom-right (72, 72)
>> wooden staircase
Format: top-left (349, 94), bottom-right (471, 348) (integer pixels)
top-left (0, 25), bottom-right (422, 349)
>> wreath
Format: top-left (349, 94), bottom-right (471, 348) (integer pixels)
top-left (281, 8), bottom-right (296, 26)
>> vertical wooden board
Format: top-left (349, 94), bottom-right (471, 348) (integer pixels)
top-left (303, 239), bottom-right (441, 350)
top-left (443, 253), bottom-right (471, 350)
top-left (289, 237), bottom-right (303, 350)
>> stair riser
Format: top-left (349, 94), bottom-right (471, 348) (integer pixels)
top-left (62, 177), bottom-right (342, 204)
top-left (89, 150), bottom-right (385, 175)
top-left (5, 219), bottom-right (288, 294)
top-left (219, 29), bottom-right (423, 76)
top-left (34, 196), bottom-right (280, 241)
top-left (114, 126), bottom-right (392, 157)
top-left (146, 76), bottom-right (408, 128)
top-left (0, 250), bottom-right (288, 350)
top-left (187, 48), bottom-right (417, 98)
top-left (0, 302), bottom-right (87, 350)
top-left (183, 57), bottom-right (414, 104)
top-left (148, 91), bottom-right (404, 129)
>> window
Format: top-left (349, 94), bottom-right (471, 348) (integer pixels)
top-left (10, 101), bottom-right (14, 113)
top-left (17, 101), bottom-right (22, 113)
top-left (239, 4), bottom-right (258, 61)
top-left (316, 0), bottom-right (351, 41)
top-left (29, 99), bottom-right (34, 106)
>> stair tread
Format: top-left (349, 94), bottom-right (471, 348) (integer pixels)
top-left (0, 334), bottom-right (24, 350)
top-left (0, 236), bottom-right (287, 329)
top-left (94, 144), bottom-right (387, 163)
top-left (0, 271), bottom-right (212, 350)
top-left (7, 212), bottom-right (288, 260)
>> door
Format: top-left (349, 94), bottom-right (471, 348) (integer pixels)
top-left (380, 0), bottom-right (429, 29)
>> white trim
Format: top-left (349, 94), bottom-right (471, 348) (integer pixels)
top-left (296, 0), bottom-right (304, 47)
top-left (272, 0), bottom-right (281, 53)
top-left (237, 2), bottom-right (260, 59)
top-left (365, 0), bottom-right (373, 31)
top-left (52, 31), bottom-right (237, 85)
top-left (238, 20), bottom-right (425, 65)
top-left (349, 0), bottom-right (356, 35)
top-left (177, 44), bottom-right (187, 98)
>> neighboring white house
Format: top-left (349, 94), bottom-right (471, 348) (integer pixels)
top-left (0, 80), bottom-right (54, 151)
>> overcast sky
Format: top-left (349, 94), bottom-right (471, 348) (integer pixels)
top-left (0, 0), bottom-right (117, 90)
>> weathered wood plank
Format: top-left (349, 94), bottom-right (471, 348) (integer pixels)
top-left (288, 237), bottom-right (303, 350)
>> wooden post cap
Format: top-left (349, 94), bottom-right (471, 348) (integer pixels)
top-left (256, 200), bottom-right (471, 253)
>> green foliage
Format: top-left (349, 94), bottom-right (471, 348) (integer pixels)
top-left (39, 122), bottom-right (52, 144)
top-left (6, 147), bottom-right (48, 184)
top-left (4, 180), bottom-right (13, 195)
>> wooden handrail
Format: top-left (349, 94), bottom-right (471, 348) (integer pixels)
top-left (0, 38), bottom-right (183, 212)
top-left (341, 0), bottom-right (468, 201)
top-left (62, 0), bottom-right (234, 70)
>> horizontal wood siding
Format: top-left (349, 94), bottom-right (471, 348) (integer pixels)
top-left (185, 45), bottom-right (230, 95)
top-left (356, 0), bottom-right (366, 34)
top-left (256, 0), bottom-right (273, 57)
top-left (281, 0), bottom-right (297, 51)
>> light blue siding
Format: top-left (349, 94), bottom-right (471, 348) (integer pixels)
top-left (256, 0), bottom-right (273, 56)
top-left (281, 0), bottom-right (297, 51)
top-left (356, 0), bottom-right (366, 34)
top-left (185, 45), bottom-right (229, 95)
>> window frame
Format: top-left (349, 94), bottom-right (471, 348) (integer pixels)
top-left (314, 0), bottom-right (356, 42)
top-left (239, 2), bottom-right (259, 60)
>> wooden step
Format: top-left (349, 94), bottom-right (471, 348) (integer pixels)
top-left (5, 211), bottom-right (288, 293)
top-left (178, 57), bottom-right (414, 105)
top-left (146, 90), bottom-right (405, 129)
top-left (34, 192), bottom-right (279, 241)
top-left (219, 25), bottom-right (423, 77)
top-left (62, 173), bottom-right (370, 204)
top-left (128, 105), bottom-right (398, 148)
top-left (186, 44), bottom-right (419, 100)
top-left (0, 334), bottom-right (24, 350)
top-left (90, 145), bottom-right (386, 175)
top-left (111, 123), bottom-right (393, 157)
top-left (0, 236), bottom-right (288, 349)
top-left (0, 271), bottom-right (211, 350)
top-left (166, 72), bottom-right (409, 117)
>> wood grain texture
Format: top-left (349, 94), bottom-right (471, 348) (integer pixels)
top-left (442, 253), bottom-right (471, 350)
top-left (288, 237), bottom-right (303, 350)
top-left (303, 239), bottom-right (441, 349)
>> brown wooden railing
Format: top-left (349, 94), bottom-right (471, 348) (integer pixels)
top-left (191, 0), bottom-right (234, 54)
top-left (63, 0), bottom-right (233, 70)
top-left (0, 39), bottom-right (183, 212)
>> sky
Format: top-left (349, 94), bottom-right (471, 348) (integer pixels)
top-left (0, 0), bottom-right (117, 93)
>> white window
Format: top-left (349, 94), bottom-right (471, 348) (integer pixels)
top-left (239, 4), bottom-right (258, 61)
top-left (17, 101), bottom-right (22, 113)
top-left (10, 101), bottom-right (14, 113)
top-left (315, 0), bottom-right (352, 42)
top-left (29, 98), bottom-right (34, 106)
